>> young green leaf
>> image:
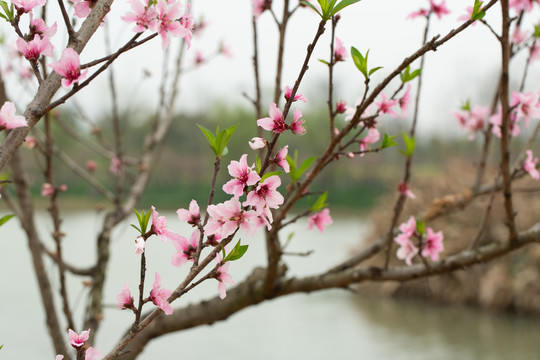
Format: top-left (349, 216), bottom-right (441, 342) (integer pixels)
top-left (130, 224), bottom-right (142, 233)
top-left (400, 65), bottom-right (422, 83)
top-left (301, 0), bottom-right (323, 17)
top-left (0, 214), bottom-right (15, 227)
top-left (319, 59), bottom-right (330, 65)
top-left (329, 0), bottom-right (363, 17)
top-left (471, 0), bottom-right (485, 21)
top-left (311, 191), bottom-right (329, 211)
top-left (369, 66), bottom-right (383, 76)
top-left (197, 124), bottom-right (217, 154)
top-left (381, 133), bottom-right (398, 149)
top-left (416, 220), bottom-right (426, 235)
top-left (351, 46), bottom-right (368, 79)
top-left (399, 132), bottom-right (416, 157)
top-left (223, 239), bottom-right (249, 262)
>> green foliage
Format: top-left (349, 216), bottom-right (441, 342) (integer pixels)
top-left (197, 124), bottom-right (238, 158)
top-left (131, 208), bottom-right (152, 235)
top-left (0, 214), bottom-right (15, 227)
top-left (400, 65), bottom-right (422, 84)
top-left (416, 220), bottom-right (426, 235)
top-left (222, 239), bottom-right (248, 262)
top-left (535, 25), bottom-right (540, 38)
top-left (351, 47), bottom-right (382, 81)
top-left (310, 191), bottom-right (329, 211)
top-left (381, 133), bottom-right (398, 149)
top-left (460, 99), bottom-right (471, 111)
top-left (399, 132), bottom-right (416, 157)
top-left (287, 150), bottom-right (316, 183)
top-left (0, 1), bottom-right (14, 21)
top-left (301, 0), bottom-right (363, 21)
top-left (471, 0), bottom-right (485, 21)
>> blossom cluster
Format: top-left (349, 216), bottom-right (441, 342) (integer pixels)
top-left (55, 329), bottom-right (100, 360)
top-left (394, 216), bottom-right (444, 266)
top-left (122, 0), bottom-right (194, 49)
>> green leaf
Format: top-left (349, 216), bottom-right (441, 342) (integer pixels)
top-left (130, 224), bottom-right (142, 233)
top-left (400, 132), bottom-right (416, 157)
top-left (0, 345), bottom-right (3, 350)
top-left (197, 124), bottom-right (217, 155)
top-left (301, 0), bottom-right (323, 17)
top-left (369, 66), bottom-right (383, 76)
top-left (287, 151), bottom-right (315, 183)
top-left (319, 59), bottom-right (330, 65)
top-left (471, 0), bottom-right (485, 21)
top-left (215, 124), bottom-right (238, 156)
top-left (460, 99), bottom-right (471, 111)
top-left (0, 1), bottom-right (12, 21)
top-left (381, 133), bottom-right (398, 149)
top-left (311, 191), bottom-right (329, 211)
top-left (351, 46), bottom-right (368, 79)
top-left (534, 25), bottom-right (540, 38)
top-left (223, 239), bottom-right (249, 262)
top-left (0, 214), bottom-right (15, 227)
top-left (329, 0), bottom-right (363, 17)
top-left (255, 155), bottom-right (262, 173)
top-left (261, 171), bottom-right (283, 182)
top-left (416, 220), bottom-right (426, 235)
top-left (400, 65), bottom-right (421, 83)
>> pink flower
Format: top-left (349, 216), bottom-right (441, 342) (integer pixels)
top-left (399, 84), bottom-right (411, 118)
top-left (430, 0), bottom-right (450, 19)
top-left (222, 154), bottom-right (261, 198)
top-left (421, 227), bottom-right (444, 261)
top-left (41, 183), bottom-right (54, 197)
top-left (0, 101), bottom-right (27, 130)
top-left (86, 160), bottom-right (97, 172)
top-left (395, 234), bottom-right (419, 266)
top-left (11, 0), bottom-right (46, 12)
top-left (407, 8), bottom-right (429, 19)
top-left (509, 0), bottom-right (535, 12)
top-left (457, 6), bottom-right (474, 22)
top-left (398, 182), bottom-right (416, 199)
top-left (156, 0), bottom-right (192, 50)
top-left (109, 156), bottom-right (121, 175)
top-left (257, 103), bottom-right (286, 134)
top-left (290, 109), bottom-right (306, 135)
top-left (284, 86), bottom-right (307, 103)
top-left (24, 137), bottom-right (37, 150)
top-left (274, 145), bottom-right (289, 173)
top-left (359, 128), bottom-right (380, 155)
top-left (399, 216), bottom-right (417, 237)
top-left (215, 259), bottom-right (234, 299)
top-left (171, 229), bottom-right (199, 267)
top-left (150, 272), bottom-right (173, 315)
top-left (252, 0), bottom-right (272, 18)
top-left (244, 175), bottom-right (284, 210)
top-left (375, 92), bottom-right (398, 118)
top-left (68, 329), bottom-right (90, 348)
top-left (511, 91), bottom-right (540, 128)
top-left (194, 50), bottom-right (205, 66)
top-left (16, 35), bottom-right (51, 61)
top-left (117, 283), bottom-right (134, 310)
top-left (336, 100), bottom-right (347, 114)
top-left (72, 0), bottom-right (96, 18)
top-left (307, 208), bottom-right (333, 233)
top-left (205, 197), bottom-right (259, 238)
top-left (134, 236), bottom-right (145, 255)
top-left (176, 199), bottom-right (201, 226)
top-left (49, 48), bottom-right (88, 88)
top-left (122, 0), bottom-right (159, 33)
top-left (524, 150), bottom-right (539, 180)
top-left (151, 206), bottom-right (180, 243)
top-left (334, 37), bottom-right (346, 62)
top-left (56, 356), bottom-right (64, 360)
top-left (85, 347), bottom-right (101, 360)
top-left (249, 137), bottom-right (266, 150)
top-left (511, 25), bottom-right (529, 44)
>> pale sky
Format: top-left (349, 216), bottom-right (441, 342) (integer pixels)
top-left (4, 0), bottom-right (540, 137)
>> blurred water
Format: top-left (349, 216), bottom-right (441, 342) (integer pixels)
top-left (1, 211), bottom-right (540, 359)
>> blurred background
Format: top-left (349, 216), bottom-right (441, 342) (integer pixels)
top-left (1, 0), bottom-right (540, 359)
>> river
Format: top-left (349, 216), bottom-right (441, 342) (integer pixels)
top-left (1, 211), bottom-right (539, 359)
